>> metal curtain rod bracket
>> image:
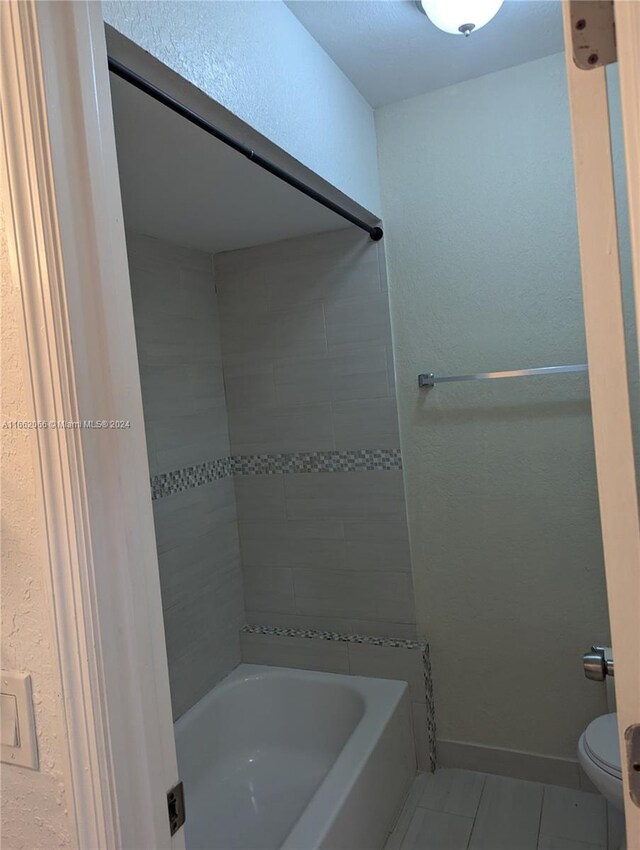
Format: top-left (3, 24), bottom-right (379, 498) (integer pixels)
top-left (107, 57), bottom-right (383, 242)
top-left (418, 363), bottom-right (589, 389)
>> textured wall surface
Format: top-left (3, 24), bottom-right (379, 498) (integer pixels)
top-left (215, 227), bottom-right (417, 639)
top-left (1, 222), bottom-right (74, 847)
top-left (376, 53), bottom-right (614, 761)
top-left (102, 0), bottom-right (381, 216)
top-left (127, 232), bottom-right (244, 719)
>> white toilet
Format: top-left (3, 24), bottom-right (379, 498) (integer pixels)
top-left (578, 712), bottom-right (625, 823)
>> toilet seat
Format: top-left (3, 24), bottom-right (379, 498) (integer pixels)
top-left (583, 713), bottom-right (622, 779)
top-left (577, 713), bottom-right (624, 833)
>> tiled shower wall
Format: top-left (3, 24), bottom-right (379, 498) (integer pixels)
top-left (127, 227), bottom-right (428, 764)
top-left (215, 228), bottom-right (417, 639)
top-left (214, 227), bottom-right (426, 764)
top-left (127, 232), bottom-right (244, 719)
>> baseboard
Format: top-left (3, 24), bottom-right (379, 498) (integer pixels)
top-left (436, 739), bottom-right (598, 792)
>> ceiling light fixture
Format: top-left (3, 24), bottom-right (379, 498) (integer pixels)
top-left (418, 0), bottom-right (504, 36)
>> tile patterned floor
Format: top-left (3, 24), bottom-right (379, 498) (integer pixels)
top-left (385, 770), bottom-right (627, 850)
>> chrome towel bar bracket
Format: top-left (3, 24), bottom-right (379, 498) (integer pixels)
top-left (418, 363), bottom-right (589, 389)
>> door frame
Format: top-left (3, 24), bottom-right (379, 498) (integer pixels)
top-left (1, 1), bottom-right (183, 846)
top-left (3, 0), bottom-right (639, 844)
top-left (562, 0), bottom-right (640, 838)
top-left (615, 0), bottom-right (640, 346)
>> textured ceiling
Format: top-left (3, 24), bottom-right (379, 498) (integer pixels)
top-left (285, 0), bottom-right (564, 108)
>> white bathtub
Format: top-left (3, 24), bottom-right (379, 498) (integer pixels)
top-left (174, 664), bottom-right (415, 850)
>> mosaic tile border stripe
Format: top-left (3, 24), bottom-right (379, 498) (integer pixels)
top-left (241, 623), bottom-right (424, 650)
top-left (241, 623), bottom-right (436, 771)
top-left (233, 449), bottom-right (403, 476)
top-left (422, 640), bottom-right (437, 771)
top-left (150, 457), bottom-right (232, 500)
top-left (150, 449), bottom-right (403, 500)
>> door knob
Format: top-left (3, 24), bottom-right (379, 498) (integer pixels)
top-left (583, 645), bottom-right (614, 681)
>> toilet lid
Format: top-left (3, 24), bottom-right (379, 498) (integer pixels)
top-left (584, 713), bottom-right (622, 778)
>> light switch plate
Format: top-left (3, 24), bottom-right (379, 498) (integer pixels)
top-left (1, 694), bottom-right (19, 747)
top-left (1, 671), bottom-right (38, 770)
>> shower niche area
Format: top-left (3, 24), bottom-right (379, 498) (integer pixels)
top-left (110, 45), bottom-right (429, 850)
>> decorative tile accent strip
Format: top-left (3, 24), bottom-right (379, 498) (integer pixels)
top-left (241, 623), bottom-right (436, 771)
top-left (241, 623), bottom-right (422, 649)
top-left (150, 457), bottom-right (233, 500)
top-left (150, 449), bottom-right (403, 499)
top-left (422, 640), bottom-right (437, 771)
top-left (232, 449), bottom-right (403, 476)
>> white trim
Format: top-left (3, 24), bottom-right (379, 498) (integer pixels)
top-left (562, 3), bottom-right (640, 838)
top-left (615, 0), bottom-right (640, 349)
top-left (1, 2), bottom-right (182, 847)
top-left (436, 739), bottom-right (593, 792)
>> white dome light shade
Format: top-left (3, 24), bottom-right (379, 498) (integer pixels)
top-left (419, 0), bottom-right (505, 36)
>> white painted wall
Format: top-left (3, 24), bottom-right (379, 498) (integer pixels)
top-left (375, 53), bottom-right (626, 761)
top-left (102, 0), bottom-right (381, 216)
top-left (1, 222), bottom-right (75, 848)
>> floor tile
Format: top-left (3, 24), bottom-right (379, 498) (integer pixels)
top-left (387, 769), bottom-right (615, 850)
top-left (385, 773), bottom-right (430, 850)
top-left (539, 785), bottom-right (606, 848)
top-left (606, 803), bottom-right (626, 850)
top-left (418, 769), bottom-right (486, 819)
top-left (468, 774), bottom-right (544, 850)
top-left (401, 807), bottom-right (474, 850)
top-left (538, 836), bottom-right (606, 850)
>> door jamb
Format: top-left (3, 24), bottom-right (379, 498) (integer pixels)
top-left (615, 0), bottom-right (640, 347)
top-left (1, 2), bottom-right (183, 846)
top-left (563, 1), bottom-right (640, 837)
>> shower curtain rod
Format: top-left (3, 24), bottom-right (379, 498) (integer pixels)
top-left (107, 57), bottom-right (384, 242)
